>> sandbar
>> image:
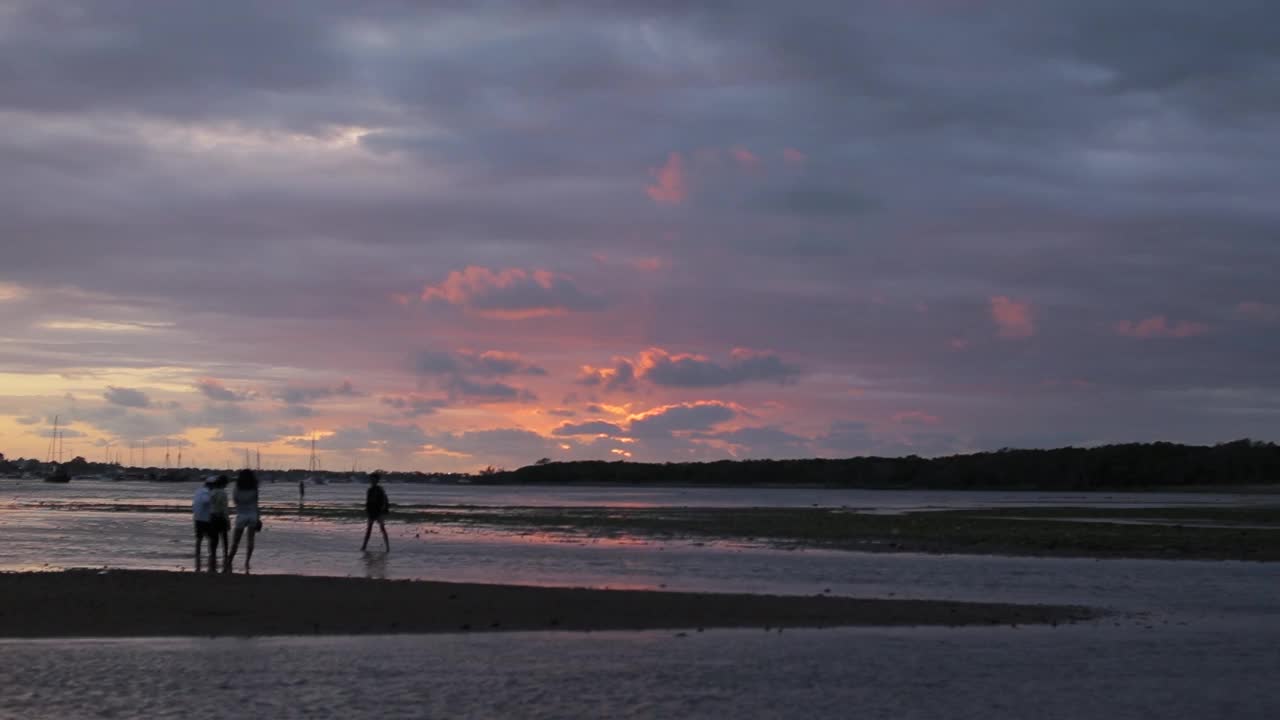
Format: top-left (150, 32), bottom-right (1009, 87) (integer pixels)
top-left (0, 569), bottom-right (1095, 638)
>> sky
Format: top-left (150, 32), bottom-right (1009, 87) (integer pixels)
top-left (1, 0), bottom-right (1278, 473)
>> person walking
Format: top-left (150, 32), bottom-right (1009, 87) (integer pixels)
top-left (226, 469), bottom-right (262, 573)
top-left (361, 472), bottom-right (390, 552)
top-left (192, 478), bottom-right (214, 571)
top-left (208, 475), bottom-right (231, 572)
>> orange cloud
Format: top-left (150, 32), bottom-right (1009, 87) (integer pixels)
top-left (782, 147), bottom-right (807, 167)
top-left (990, 296), bottom-right (1034, 338)
top-left (646, 152), bottom-right (687, 206)
top-left (1114, 316), bottom-right (1208, 339)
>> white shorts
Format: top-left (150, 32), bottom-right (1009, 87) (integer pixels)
top-left (235, 512), bottom-right (259, 531)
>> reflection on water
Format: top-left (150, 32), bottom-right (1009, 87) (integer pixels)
top-left (361, 550), bottom-right (388, 579)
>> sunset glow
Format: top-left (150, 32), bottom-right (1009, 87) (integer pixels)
top-left (2, 2), bottom-right (1277, 472)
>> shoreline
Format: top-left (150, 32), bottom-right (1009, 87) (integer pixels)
top-left (0, 569), bottom-right (1095, 638)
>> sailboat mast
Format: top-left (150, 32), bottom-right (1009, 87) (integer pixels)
top-left (47, 415), bottom-right (59, 463)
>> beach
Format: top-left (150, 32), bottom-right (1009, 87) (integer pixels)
top-left (0, 569), bottom-right (1092, 637)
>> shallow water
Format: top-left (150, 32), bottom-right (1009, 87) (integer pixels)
top-left (5, 477), bottom-right (1276, 511)
top-left (2, 623), bottom-right (1277, 719)
top-left (2, 480), bottom-right (1278, 718)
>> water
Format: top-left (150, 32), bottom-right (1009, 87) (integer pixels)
top-left (2, 624), bottom-right (1276, 719)
top-left (1, 480), bottom-right (1278, 718)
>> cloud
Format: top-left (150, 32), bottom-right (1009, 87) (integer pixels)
top-left (576, 359), bottom-right (637, 392)
top-left (819, 421), bottom-right (874, 455)
top-left (646, 152), bottom-right (687, 206)
top-left (2, 1), bottom-right (1280, 467)
top-left (275, 380), bottom-right (360, 405)
top-left (891, 411), bottom-right (941, 426)
top-left (381, 393), bottom-right (449, 417)
top-left (212, 424), bottom-right (305, 444)
top-left (627, 401), bottom-right (739, 437)
top-left (637, 348), bottom-right (801, 388)
top-left (552, 420), bottom-right (625, 437)
top-left (711, 425), bottom-right (811, 459)
top-left (1114, 316), bottom-right (1209, 339)
top-left (990, 297), bottom-right (1035, 339)
top-left (413, 349), bottom-right (546, 377)
top-left (428, 428), bottom-right (558, 465)
top-left (197, 378), bottom-right (252, 402)
top-left (293, 421), bottom-right (429, 453)
top-left (444, 377), bottom-right (537, 403)
top-left (1236, 301), bottom-right (1280, 323)
top-left (730, 147), bottom-right (761, 172)
top-left (103, 386), bottom-right (150, 408)
top-left (420, 267), bottom-right (603, 319)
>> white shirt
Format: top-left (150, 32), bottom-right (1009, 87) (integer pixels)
top-left (192, 486), bottom-right (212, 522)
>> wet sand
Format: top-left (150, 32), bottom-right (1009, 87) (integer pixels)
top-left (0, 569), bottom-right (1093, 637)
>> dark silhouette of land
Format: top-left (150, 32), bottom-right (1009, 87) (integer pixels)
top-left (0, 570), bottom-right (1095, 637)
top-left (4, 439), bottom-right (1277, 490)
top-left (485, 440), bottom-right (1280, 489)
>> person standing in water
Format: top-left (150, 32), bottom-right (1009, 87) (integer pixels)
top-left (226, 469), bottom-right (261, 573)
top-left (298, 478), bottom-right (305, 503)
top-left (192, 478), bottom-right (214, 571)
top-left (361, 472), bottom-right (390, 552)
top-left (209, 475), bottom-right (231, 572)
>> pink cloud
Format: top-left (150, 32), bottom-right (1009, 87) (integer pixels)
top-left (646, 152), bottom-right (687, 206)
top-left (1236, 301), bottom-right (1280, 322)
top-left (730, 146), bottom-right (761, 172)
top-left (1114, 316), bottom-right (1209, 339)
top-left (949, 338), bottom-right (971, 351)
top-left (420, 266), bottom-right (601, 319)
top-left (989, 296), bottom-right (1034, 338)
top-left (782, 148), bottom-right (807, 167)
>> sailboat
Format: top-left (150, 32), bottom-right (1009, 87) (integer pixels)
top-left (307, 434), bottom-right (325, 484)
top-left (44, 415), bottom-right (70, 483)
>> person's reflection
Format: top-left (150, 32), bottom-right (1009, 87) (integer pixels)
top-left (362, 550), bottom-right (388, 580)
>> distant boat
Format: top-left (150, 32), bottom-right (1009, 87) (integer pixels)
top-left (44, 465), bottom-right (70, 483)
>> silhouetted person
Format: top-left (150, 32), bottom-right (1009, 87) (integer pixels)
top-left (298, 479), bottom-right (306, 502)
top-left (362, 472), bottom-right (390, 552)
top-left (226, 469), bottom-right (261, 573)
top-left (192, 478), bottom-right (214, 571)
top-left (209, 475), bottom-right (231, 571)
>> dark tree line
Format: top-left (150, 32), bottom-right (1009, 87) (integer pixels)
top-left (481, 440), bottom-right (1280, 490)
